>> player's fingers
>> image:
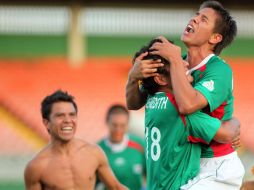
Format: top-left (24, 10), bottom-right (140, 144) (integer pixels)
top-left (133, 58), bottom-right (149, 67)
top-left (149, 43), bottom-right (162, 51)
top-left (157, 36), bottom-right (169, 43)
top-left (233, 141), bottom-right (241, 146)
top-left (232, 136), bottom-right (240, 143)
top-left (232, 139), bottom-right (241, 148)
top-left (154, 59), bottom-right (162, 63)
top-left (143, 62), bottom-right (164, 69)
top-left (232, 141), bottom-right (240, 146)
top-left (143, 68), bottom-right (158, 74)
top-left (140, 58), bottom-right (162, 65)
top-left (135, 52), bottom-right (148, 62)
top-left (232, 137), bottom-right (240, 143)
top-left (149, 50), bottom-right (160, 55)
top-left (144, 72), bottom-right (160, 78)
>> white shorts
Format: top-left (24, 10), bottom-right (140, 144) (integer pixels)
top-left (181, 151), bottom-right (245, 190)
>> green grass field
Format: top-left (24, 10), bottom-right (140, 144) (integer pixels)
top-left (0, 35), bottom-right (254, 58)
top-left (0, 181), bottom-right (23, 190)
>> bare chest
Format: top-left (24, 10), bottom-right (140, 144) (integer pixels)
top-left (41, 155), bottom-right (98, 190)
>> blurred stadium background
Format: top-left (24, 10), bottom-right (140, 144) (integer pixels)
top-left (0, 0), bottom-right (254, 189)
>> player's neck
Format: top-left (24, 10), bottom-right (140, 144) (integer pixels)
top-left (50, 138), bottom-right (74, 155)
top-left (187, 47), bottom-right (214, 69)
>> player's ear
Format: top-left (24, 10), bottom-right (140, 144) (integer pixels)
top-left (209, 33), bottom-right (222, 45)
top-left (43, 119), bottom-right (48, 125)
top-left (43, 119), bottom-right (50, 130)
top-left (154, 75), bottom-right (167, 86)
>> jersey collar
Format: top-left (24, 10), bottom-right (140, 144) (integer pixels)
top-left (105, 134), bottom-right (129, 153)
top-left (188, 54), bottom-right (215, 74)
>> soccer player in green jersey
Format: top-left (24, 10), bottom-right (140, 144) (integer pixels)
top-left (126, 1), bottom-right (245, 189)
top-left (97, 104), bottom-right (146, 190)
top-left (132, 38), bottom-right (239, 190)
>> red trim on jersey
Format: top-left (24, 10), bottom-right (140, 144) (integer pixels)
top-left (127, 140), bottom-right (144, 153)
top-left (209, 141), bottom-right (235, 157)
top-left (166, 93), bottom-right (186, 126)
top-left (209, 101), bottom-right (227, 120)
top-left (198, 64), bottom-right (207, 72)
top-left (207, 101), bottom-right (234, 157)
top-left (188, 136), bottom-right (208, 144)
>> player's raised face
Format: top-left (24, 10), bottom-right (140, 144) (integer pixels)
top-left (181, 8), bottom-right (219, 47)
top-left (44, 101), bottom-right (77, 142)
top-left (107, 113), bottom-right (128, 143)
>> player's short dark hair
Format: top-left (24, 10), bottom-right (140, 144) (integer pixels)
top-left (132, 38), bottom-right (171, 95)
top-left (200, 0), bottom-right (237, 55)
top-left (41, 90), bottom-right (78, 121)
top-left (106, 104), bottom-right (129, 122)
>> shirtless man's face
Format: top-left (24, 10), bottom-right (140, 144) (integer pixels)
top-left (45, 101), bottom-right (77, 142)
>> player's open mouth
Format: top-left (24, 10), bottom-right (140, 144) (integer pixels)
top-left (61, 126), bottom-right (73, 132)
top-left (185, 24), bottom-right (195, 33)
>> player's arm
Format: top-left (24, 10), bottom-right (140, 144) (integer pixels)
top-left (126, 72), bottom-right (147, 110)
top-left (169, 61), bottom-right (208, 115)
top-left (187, 112), bottom-right (220, 145)
top-left (213, 117), bottom-right (240, 143)
top-left (150, 36), bottom-right (230, 115)
top-left (126, 52), bottom-right (163, 110)
top-left (187, 112), bottom-right (240, 144)
top-left (24, 160), bottom-right (42, 190)
top-left (96, 147), bottom-right (128, 190)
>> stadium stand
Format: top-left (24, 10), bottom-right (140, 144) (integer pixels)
top-left (0, 119), bottom-right (35, 155)
top-left (0, 57), bottom-right (131, 154)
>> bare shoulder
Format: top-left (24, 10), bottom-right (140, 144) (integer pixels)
top-left (24, 145), bottom-right (51, 177)
top-left (75, 139), bottom-right (105, 159)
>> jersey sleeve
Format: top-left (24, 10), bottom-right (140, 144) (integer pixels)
top-left (194, 61), bottom-right (233, 112)
top-left (187, 111), bottom-right (221, 144)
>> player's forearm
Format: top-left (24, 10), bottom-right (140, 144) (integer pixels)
top-left (125, 73), bottom-right (147, 110)
top-left (170, 59), bottom-right (202, 114)
top-left (213, 118), bottom-right (240, 143)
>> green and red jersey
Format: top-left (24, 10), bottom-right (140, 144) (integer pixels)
top-left (190, 54), bottom-right (234, 158)
top-left (145, 92), bottom-right (220, 190)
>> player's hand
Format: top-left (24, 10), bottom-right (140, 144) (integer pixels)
top-left (231, 135), bottom-right (241, 149)
top-left (129, 52), bottom-right (163, 81)
top-left (149, 36), bottom-right (182, 62)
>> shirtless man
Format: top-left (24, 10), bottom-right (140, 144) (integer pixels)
top-left (24, 90), bottom-right (127, 190)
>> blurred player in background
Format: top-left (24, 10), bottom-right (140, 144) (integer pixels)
top-left (126, 1), bottom-right (244, 189)
top-left (97, 104), bottom-right (146, 190)
top-left (133, 38), bottom-right (240, 190)
top-left (24, 90), bottom-right (127, 190)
